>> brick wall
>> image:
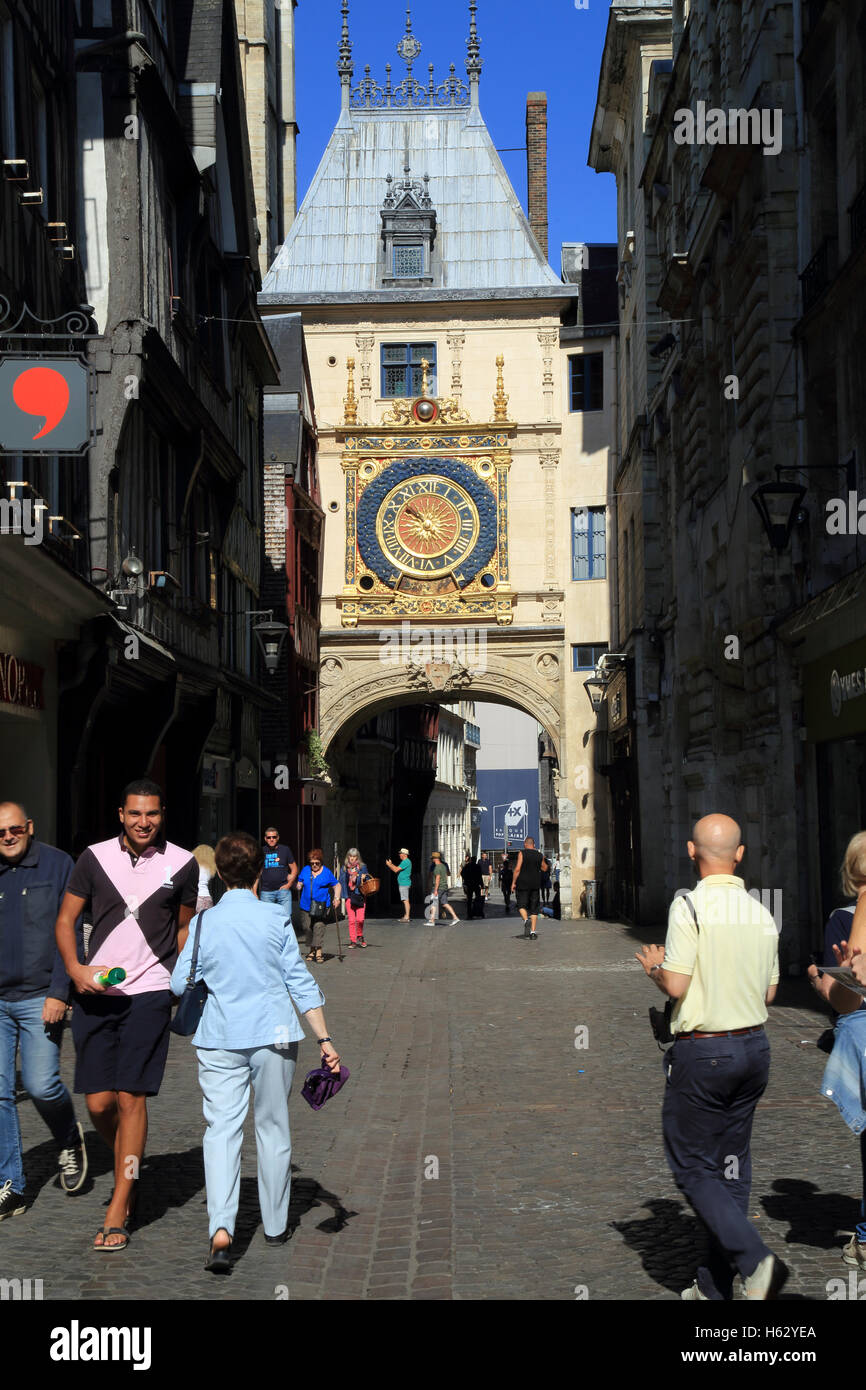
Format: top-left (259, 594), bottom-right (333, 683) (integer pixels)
top-left (525, 92), bottom-right (548, 261)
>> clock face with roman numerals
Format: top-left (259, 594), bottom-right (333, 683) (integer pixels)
top-left (376, 475), bottom-right (479, 579)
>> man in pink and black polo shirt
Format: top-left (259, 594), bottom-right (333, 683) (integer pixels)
top-left (55, 779), bottom-right (197, 1251)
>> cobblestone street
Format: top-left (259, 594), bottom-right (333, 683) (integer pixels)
top-left (1, 905), bottom-right (857, 1302)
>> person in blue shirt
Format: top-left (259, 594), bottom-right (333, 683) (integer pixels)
top-left (296, 849), bottom-right (340, 964)
top-left (170, 830), bottom-right (341, 1272)
top-left (0, 801), bottom-right (87, 1220)
top-left (808, 830), bottom-right (866, 1272)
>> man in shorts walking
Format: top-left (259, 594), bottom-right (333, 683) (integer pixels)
top-left (55, 779), bottom-right (197, 1250)
top-left (511, 837), bottom-right (548, 940)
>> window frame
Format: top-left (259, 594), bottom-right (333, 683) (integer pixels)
top-left (380, 341), bottom-right (437, 398)
top-left (569, 352), bottom-right (604, 413)
top-left (571, 506), bottom-right (607, 581)
top-left (571, 643), bottom-right (608, 672)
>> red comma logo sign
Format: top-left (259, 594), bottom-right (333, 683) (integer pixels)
top-left (11, 366), bottom-right (70, 440)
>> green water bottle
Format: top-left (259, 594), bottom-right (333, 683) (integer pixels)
top-left (93, 966), bottom-right (126, 987)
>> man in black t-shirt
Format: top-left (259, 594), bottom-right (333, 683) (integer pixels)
top-left (512, 837), bottom-right (548, 940)
top-left (260, 828), bottom-right (298, 919)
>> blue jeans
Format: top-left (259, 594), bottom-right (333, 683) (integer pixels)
top-left (260, 889), bottom-right (292, 918)
top-left (0, 996), bottom-right (79, 1192)
top-left (662, 1030), bottom-right (772, 1299)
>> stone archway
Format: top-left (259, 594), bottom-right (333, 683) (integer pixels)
top-left (317, 626), bottom-right (578, 913)
top-left (319, 629), bottom-right (565, 761)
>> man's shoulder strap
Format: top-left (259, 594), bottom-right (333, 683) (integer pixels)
top-left (685, 894), bottom-right (700, 931)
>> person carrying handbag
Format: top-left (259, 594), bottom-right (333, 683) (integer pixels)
top-left (170, 831), bottom-right (341, 1272)
top-left (296, 850), bottom-right (340, 965)
top-left (338, 848), bottom-right (370, 949)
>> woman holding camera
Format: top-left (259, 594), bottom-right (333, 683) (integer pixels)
top-left (170, 831), bottom-right (341, 1272)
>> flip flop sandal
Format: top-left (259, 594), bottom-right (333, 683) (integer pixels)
top-left (94, 1226), bottom-right (130, 1252)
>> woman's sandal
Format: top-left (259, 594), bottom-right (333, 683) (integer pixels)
top-left (93, 1226), bottom-right (130, 1252)
top-left (305, 951), bottom-right (316, 962)
top-left (315, 950), bottom-right (324, 963)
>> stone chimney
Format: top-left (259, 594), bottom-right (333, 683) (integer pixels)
top-left (526, 92), bottom-right (548, 259)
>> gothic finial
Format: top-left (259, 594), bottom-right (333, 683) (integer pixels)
top-left (466, 1), bottom-right (482, 88)
top-left (338, 0), bottom-right (353, 90)
top-left (492, 354), bottom-right (509, 422)
top-left (397, 7), bottom-right (422, 77)
top-left (344, 357), bottom-right (358, 425)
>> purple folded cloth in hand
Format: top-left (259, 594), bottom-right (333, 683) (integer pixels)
top-left (301, 1064), bottom-right (350, 1111)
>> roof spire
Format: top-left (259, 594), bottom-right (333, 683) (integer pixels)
top-left (466, 1), bottom-right (482, 104)
top-left (338, 0), bottom-right (354, 109)
top-left (397, 7), bottom-right (422, 79)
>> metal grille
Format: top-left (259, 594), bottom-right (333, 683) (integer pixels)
top-left (394, 245), bottom-right (424, 276)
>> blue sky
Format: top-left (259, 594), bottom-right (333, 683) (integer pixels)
top-left (293, 0), bottom-right (618, 268)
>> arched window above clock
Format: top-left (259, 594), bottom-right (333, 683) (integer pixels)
top-left (380, 165), bottom-right (437, 288)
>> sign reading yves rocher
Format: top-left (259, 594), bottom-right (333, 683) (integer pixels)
top-left (0, 651), bottom-right (45, 710)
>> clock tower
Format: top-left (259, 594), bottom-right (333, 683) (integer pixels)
top-left (338, 356), bottom-right (515, 627)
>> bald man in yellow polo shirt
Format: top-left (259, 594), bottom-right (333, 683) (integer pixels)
top-left (636, 814), bottom-right (785, 1301)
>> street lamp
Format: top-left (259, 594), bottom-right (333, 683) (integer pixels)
top-left (583, 676), bottom-right (606, 713)
top-left (750, 478), bottom-right (807, 552)
top-left (248, 610), bottom-right (289, 674)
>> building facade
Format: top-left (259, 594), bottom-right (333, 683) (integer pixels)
top-left (589, 0), bottom-right (866, 964)
top-left (234, 0), bottom-right (298, 278)
top-left (258, 4), bottom-right (616, 916)
top-left (59, 0), bottom-right (279, 848)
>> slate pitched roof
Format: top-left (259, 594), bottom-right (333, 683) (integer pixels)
top-left (261, 106), bottom-right (568, 303)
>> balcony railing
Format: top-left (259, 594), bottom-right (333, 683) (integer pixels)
top-left (800, 236), bottom-right (837, 314)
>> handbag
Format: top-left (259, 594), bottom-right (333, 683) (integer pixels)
top-left (308, 899), bottom-right (330, 921)
top-left (301, 1062), bottom-right (350, 1111)
top-left (360, 875), bottom-right (379, 897)
top-left (170, 909), bottom-right (209, 1037)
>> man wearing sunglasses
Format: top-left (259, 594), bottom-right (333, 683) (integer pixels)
top-left (259, 828), bottom-right (298, 919)
top-left (0, 802), bottom-right (87, 1222)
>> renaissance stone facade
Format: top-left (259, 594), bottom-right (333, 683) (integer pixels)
top-left (259, 5), bottom-right (616, 915)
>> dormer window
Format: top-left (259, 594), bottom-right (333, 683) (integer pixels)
top-left (394, 244), bottom-right (424, 278)
top-left (380, 165), bottom-right (437, 287)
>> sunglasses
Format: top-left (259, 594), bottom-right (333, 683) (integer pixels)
top-left (310, 860), bottom-right (322, 866)
top-left (0, 825), bottom-right (28, 838)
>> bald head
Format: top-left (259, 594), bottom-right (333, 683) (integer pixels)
top-left (688, 814), bottom-right (744, 876)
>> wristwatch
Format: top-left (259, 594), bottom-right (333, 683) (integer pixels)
top-left (317, 1036), bottom-right (333, 1044)
top-left (650, 964), bottom-right (663, 974)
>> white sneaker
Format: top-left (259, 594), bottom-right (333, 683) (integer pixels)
top-left (842, 1235), bottom-right (866, 1268)
top-left (743, 1253), bottom-right (788, 1299)
top-left (680, 1281), bottom-right (709, 1300)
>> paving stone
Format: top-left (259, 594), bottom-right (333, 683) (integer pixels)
top-left (2, 911), bottom-right (853, 1302)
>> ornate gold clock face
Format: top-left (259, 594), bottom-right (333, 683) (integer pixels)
top-left (376, 475), bottom-right (479, 577)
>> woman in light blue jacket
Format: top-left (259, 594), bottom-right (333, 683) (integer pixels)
top-left (171, 831), bottom-right (341, 1272)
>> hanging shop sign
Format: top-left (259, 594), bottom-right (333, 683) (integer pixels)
top-left (0, 355), bottom-right (91, 454)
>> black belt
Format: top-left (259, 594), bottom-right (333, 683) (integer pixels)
top-left (675, 1025), bottom-right (765, 1041)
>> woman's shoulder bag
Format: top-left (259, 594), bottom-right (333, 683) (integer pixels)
top-left (171, 909), bottom-right (209, 1037)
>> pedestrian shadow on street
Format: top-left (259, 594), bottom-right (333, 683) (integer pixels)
top-left (760, 1177), bottom-right (860, 1250)
top-left (610, 1198), bottom-right (710, 1294)
top-left (288, 1169), bottom-right (357, 1234)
